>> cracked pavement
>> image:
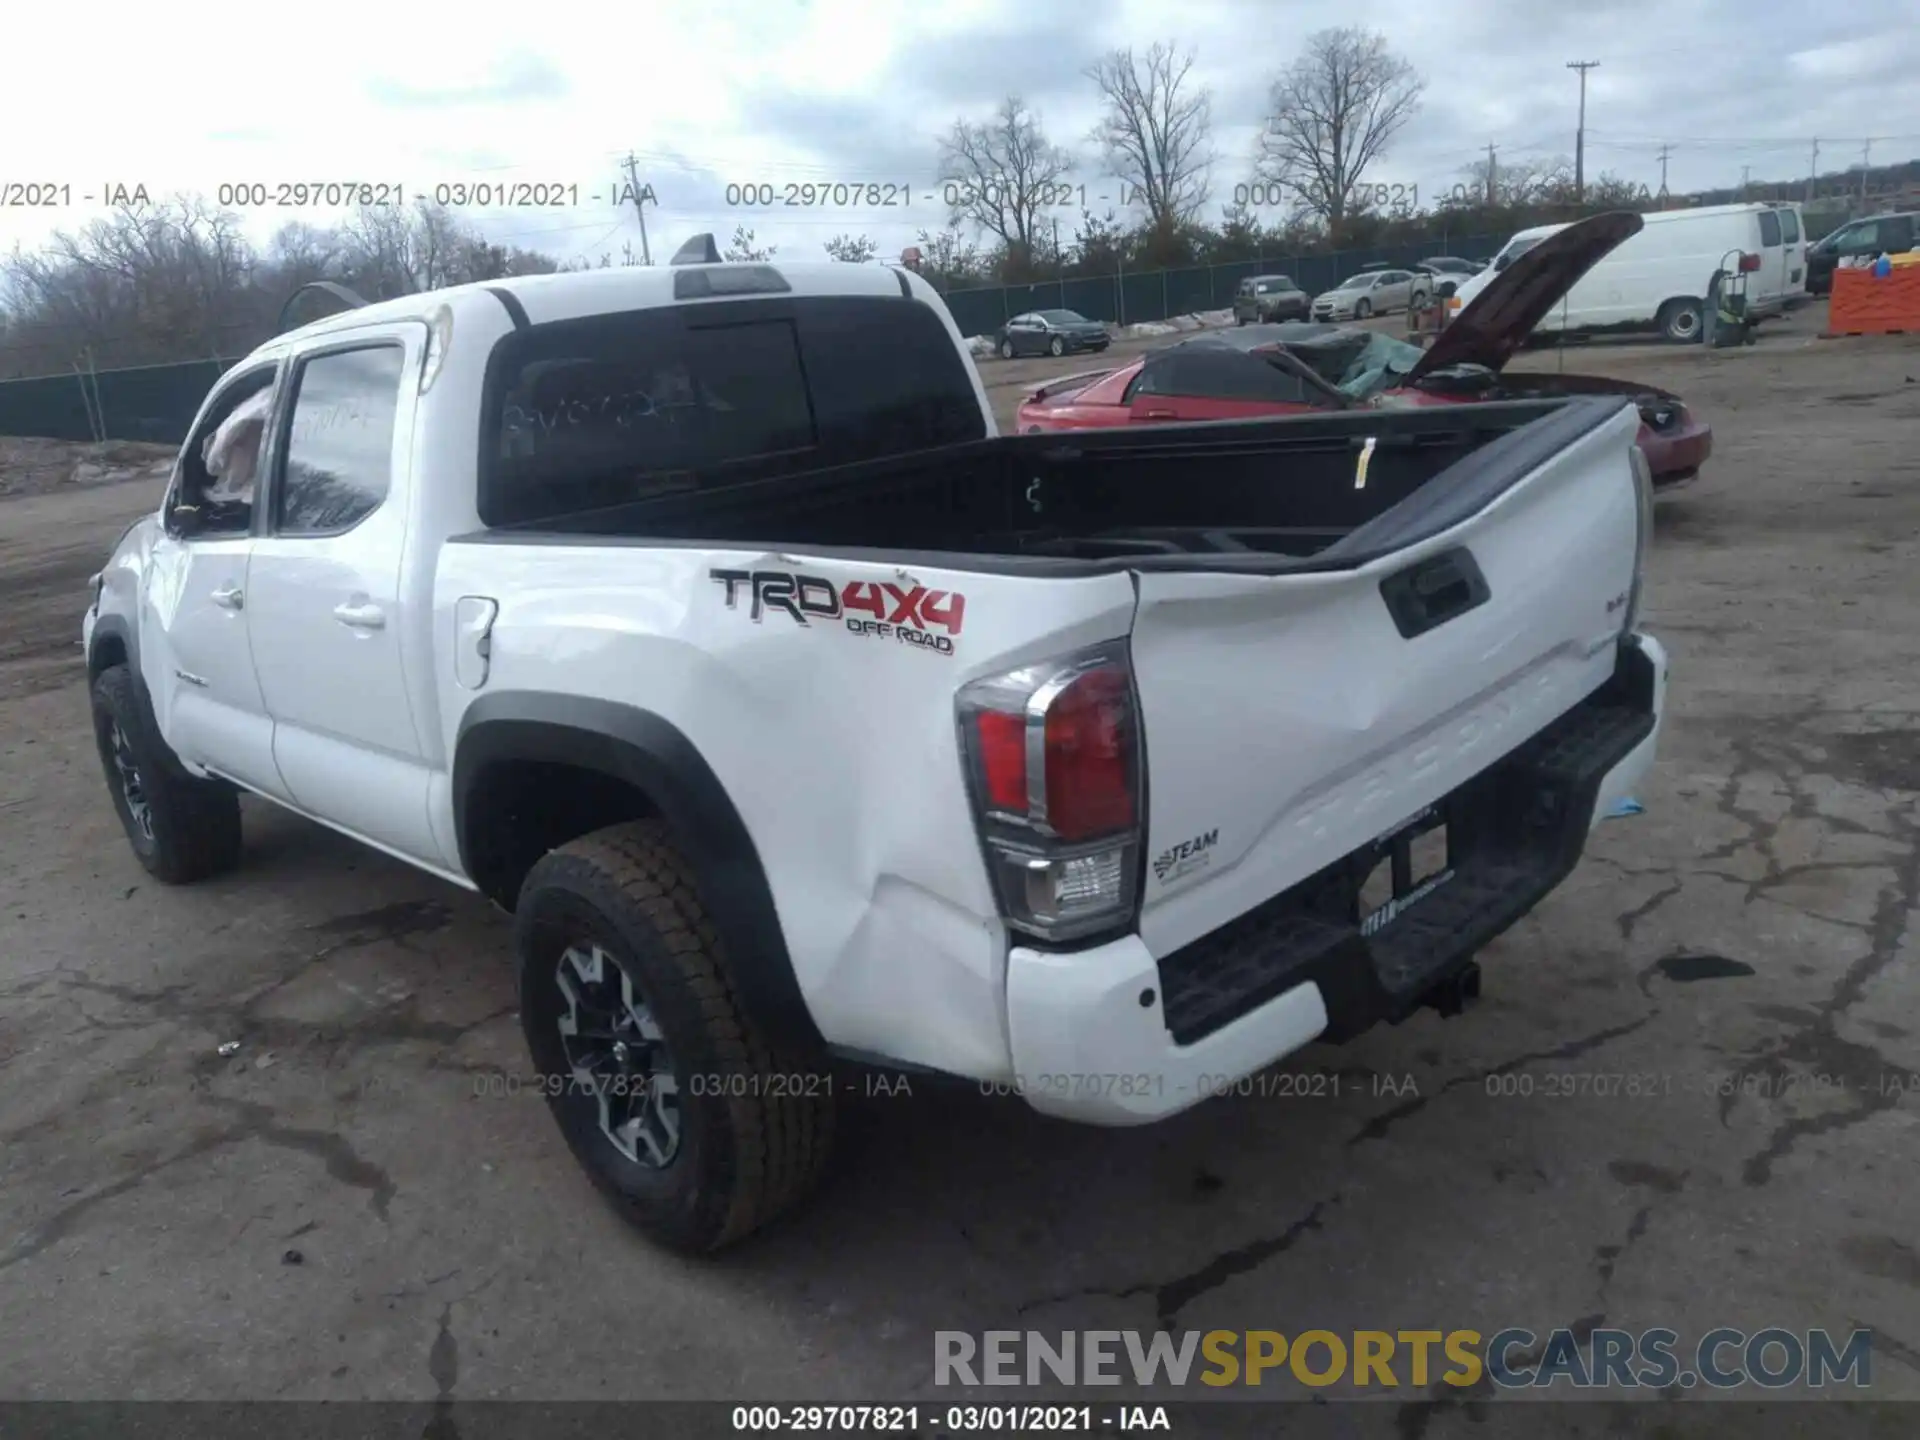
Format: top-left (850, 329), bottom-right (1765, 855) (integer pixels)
top-left (1, 310), bottom-right (1918, 1431)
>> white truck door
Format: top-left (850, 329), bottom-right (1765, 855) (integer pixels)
top-left (246, 326), bottom-right (447, 867)
top-left (139, 366), bottom-right (290, 800)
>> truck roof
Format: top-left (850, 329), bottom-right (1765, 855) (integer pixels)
top-left (252, 259), bottom-right (926, 362)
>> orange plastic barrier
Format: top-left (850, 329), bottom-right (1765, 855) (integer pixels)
top-left (1825, 264), bottom-right (1920, 337)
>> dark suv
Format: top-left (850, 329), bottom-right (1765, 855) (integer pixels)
top-left (1806, 211), bottom-right (1917, 295)
top-left (1233, 275), bottom-right (1310, 325)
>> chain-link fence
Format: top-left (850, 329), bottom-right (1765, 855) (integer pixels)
top-left (0, 357), bottom-right (237, 446)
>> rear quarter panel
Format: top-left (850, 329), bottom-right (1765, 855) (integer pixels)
top-left (433, 540), bottom-right (1138, 1079)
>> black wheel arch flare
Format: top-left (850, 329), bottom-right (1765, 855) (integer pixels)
top-left (453, 693), bottom-right (824, 1050)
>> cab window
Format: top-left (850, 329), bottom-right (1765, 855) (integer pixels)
top-left (274, 345), bottom-right (406, 537)
top-left (166, 368), bottom-right (278, 539)
top-left (1778, 209), bottom-right (1800, 244)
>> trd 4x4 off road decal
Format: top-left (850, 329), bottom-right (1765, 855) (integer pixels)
top-left (710, 569), bottom-right (967, 656)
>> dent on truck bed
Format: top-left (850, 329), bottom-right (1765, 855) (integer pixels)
top-left (453, 692), bottom-right (823, 1049)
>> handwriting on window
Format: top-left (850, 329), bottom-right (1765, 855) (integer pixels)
top-left (291, 399), bottom-right (386, 449)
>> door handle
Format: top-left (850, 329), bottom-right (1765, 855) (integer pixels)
top-left (1141, 408), bottom-right (1178, 420)
top-left (211, 585), bottom-right (244, 611)
top-left (333, 600), bottom-right (386, 631)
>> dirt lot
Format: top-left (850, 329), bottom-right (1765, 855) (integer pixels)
top-left (2, 306), bottom-right (1919, 1428)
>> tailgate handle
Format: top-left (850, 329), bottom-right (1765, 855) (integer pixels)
top-left (1380, 548), bottom-right (1490, 639)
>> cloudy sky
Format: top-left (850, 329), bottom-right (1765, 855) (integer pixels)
top-left (3, 0), bottom-right (1917, 268)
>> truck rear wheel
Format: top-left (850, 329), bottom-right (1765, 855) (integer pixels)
top-left (514, 819), bottom-right (835, 1253)
top-left (90, 664), bottom-right (242, 884)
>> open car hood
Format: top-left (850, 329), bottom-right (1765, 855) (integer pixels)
top-left (1405, 210), bottom-right (1644, 385)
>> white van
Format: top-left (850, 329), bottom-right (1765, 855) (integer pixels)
top-left (1448, 202), bottom-right (1793, 342)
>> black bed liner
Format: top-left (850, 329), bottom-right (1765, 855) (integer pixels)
top-left (452, 395), bottom-right (1633, 579)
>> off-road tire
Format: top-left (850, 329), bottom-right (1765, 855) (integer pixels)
top-left (514, 819), bottom-right (835, 1253)
top-left (90, 663), bottom-right (242, 884)
top-left (1659, 299), bottom-right (1703, 344)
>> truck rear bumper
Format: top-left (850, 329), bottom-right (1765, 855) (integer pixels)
top-left (1004, 632), bottom-right (1667, 1126)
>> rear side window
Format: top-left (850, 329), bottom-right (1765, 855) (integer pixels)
top-left (1758, 211), bottom-right (1782, 247)
top-left (276, 346), bottom-right (405, 536)
top-left (480, 296), bottom-right (987, 526)
top-left (1778, 209), bottom-right (1800, 243)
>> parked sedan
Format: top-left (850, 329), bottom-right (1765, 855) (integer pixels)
top-left (993, 309), bottom-right (1111, 359)
top-left (1232, 274), bottom-right (1311, 324)
top-left (1016, 212), bottom-right (1712, 488)
top-left (1417, 255), bottom-right (1484, 280)
top-left (1310, 267), bottom-right (1417, 319)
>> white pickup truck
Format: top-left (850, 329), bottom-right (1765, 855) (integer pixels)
top-left (84, 235), bottom-right (1669, 1253)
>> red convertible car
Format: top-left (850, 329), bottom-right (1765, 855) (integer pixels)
top-left (1015, 212), bottom-right (1712, 487)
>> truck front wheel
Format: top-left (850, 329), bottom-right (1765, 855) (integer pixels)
top-left (90, 664), bottom-right (242, 884)
top-left (514, 819), bottom-right (834, 1253)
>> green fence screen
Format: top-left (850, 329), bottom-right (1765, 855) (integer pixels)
top-left (0, 358), bottom-right (236, 446)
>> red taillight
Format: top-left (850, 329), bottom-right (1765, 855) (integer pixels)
top-left (974, 710), bottom-right (1028, 812)
top-left (956, 643), bottom-right (1143, 942)
top-left (1739, 252), bottom-right (1762, 273)
top-left (1043, 667), bottom-right (1135, 840)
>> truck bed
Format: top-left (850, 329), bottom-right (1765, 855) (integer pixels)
top-left (479, 396), bottom-right (1620, 573)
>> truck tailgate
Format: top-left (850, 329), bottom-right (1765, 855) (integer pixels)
top-left (1131, 403), bottom-right (1643, 961)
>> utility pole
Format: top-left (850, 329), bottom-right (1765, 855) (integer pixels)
top-left (621, 152), bottom-right (654, 265)
top-left (1807, 138), bottom-right (1819, 204)
top-left (1485, 143), bottom-right (1498, 206)
top-left (1741, 164), bottom-right (1751, 195)
top-left (1567, 61), bottom-right (1599, 203)
top-left (1656, 143), bottom-right (1672, 198)
top-left (1860, 138), bottom-right (1873, 209)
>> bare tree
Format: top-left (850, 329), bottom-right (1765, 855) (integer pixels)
top-left (907, 226), bottom-right (984, 290)
top-left (1084, 42), bottom-right (1214, 237)
top-left (823, 233), bottom-right (879, 263)
top-left (0, 194), bottom-right (569, 378)
top-left (723, 226), bottom-right (776, 262)
top-left (1448, 154), bottom-right (1575, 209)
top-left (1254, 27), bottom-right (1424, 239)
top-left (937, 96), bottom-right (1076, 275)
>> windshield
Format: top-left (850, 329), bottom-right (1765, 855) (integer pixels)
top-left (1493, 235), bottom-right (1549, 271)
top-left (1037, 309), bottom-right (1086, 324)
top-left (1259, 278), bottom-right (1295, 292)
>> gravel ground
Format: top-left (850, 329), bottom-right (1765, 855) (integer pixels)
top-left (1, 304), bottom-right (1918, 1431)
